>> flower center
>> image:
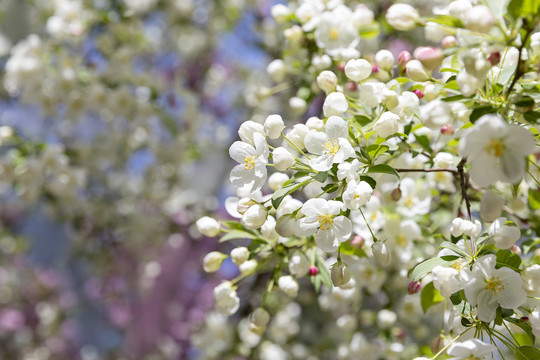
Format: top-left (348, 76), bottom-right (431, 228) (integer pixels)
top-left (484, 139), bottom-right (504, 157)
top-left (244, 155), bottom-right (256, 169)
top-left (318, 214), bottom-right (334, 230)
top-left (323, 138), bottom-right (340, 155)
top-left (485, 276), bottom-right (504, 294)
top-left (396, 234), bottom-right (408, 247)
top-left (329, 28), bottom-right (340, 40)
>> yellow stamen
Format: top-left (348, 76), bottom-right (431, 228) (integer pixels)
top-left (318, 214), bottom-right (334, 231)
top-left (396, 234), bottom-right (407, 247)
top-left (244, 155), bottom-right (256, 169)
top-left (484, 139), bottom-right (504, 157)
top-left (323, 138), bottom-right (340, 155)
top-left (485, 276), bottom-right (504, 295)
top-left (329, 28), bottom-right (340, 40)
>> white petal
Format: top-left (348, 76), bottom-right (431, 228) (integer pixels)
top-left (230, 164), bottom-right (254, 187)
top-left (332, 216), bottom-right (352, 242)
top-left (316, 228), bottom-right (338, 252)
top-left (500, 150), bottom-right (525, 184)
top-left (294, 218), bottom-right (319, 236)
top-left (468, 151), bottom-right (500, 187)
top-left (325, 116), bottom-right (349, 139)
top-left (304, 130), bottom-right (327, 155)
top-left (229, 141), bottom-right (255, 163)
top-left (309, 154), bottom-right (334, 171)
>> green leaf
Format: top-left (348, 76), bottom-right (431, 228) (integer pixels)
top-left (514, 96), bottom-right (536, 108)
top-left (359, 175), bottom-right (376, 189)
top-left (339, 241), bottom-right (367, 259)
top-left (366, 164), bottom-right (400, 178)
top-left (367, 144), bottom-right (389, 158)
top-left (358, 22), bottom-right (380, 39)
top-left (439, 68), bottom-right (460, 74)
top-left (439, 241), bottom-right (469, 257)
top-left (315, 255), bottom-right (333, 290)
top-left (495, 249), bottom-right (522, 271)
top-left (271, 179), bottom-right (309, 209)
top-left (450, 290), bottom-right (463, 305)
top-left (516, 345), bottom-right (540, 360)
top-left (523, 111), bottom-right (540, 124)
top-left (470, 106), bottom-right (497, 123)
top-left (441, 94), bottom-right (466, 102)
top-left (507, 317), bottom-right (536, 345)
top-left (415, 134), bottom-right (432, 152)
top-left (321, 183), bottom-right (339, 193)
top-left (485, 0), bottom-right (510, 21)
top-left (529, 188), bottom-right (540, 210)
top-left (424, 15), bottom-right (463, 27)
top-left (421, 282), bottom-right (445, 312)
top-left (411, 257), bottom-right (455, 282)
top-left (353, 115), bottom-right (372, 126)
top-left (247, 239), bottom-right (268, 253)
top-left (508, 0), bottom-right (540, 19)
top-left (313, 171), bottom-right (328, 183)
top-left (219, 230), bottom-right (257, 242)
top-left (497, 66), bottom-right (516, 85)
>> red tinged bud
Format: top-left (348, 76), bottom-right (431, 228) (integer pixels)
top-left (440, 124), bottom-right (454, 135)
top-left (408, 281), bottom-right (421, 295)
top-left (309, 266), bottom-right (319, 276)
top-left (413, 89), bottom-right (424, 98)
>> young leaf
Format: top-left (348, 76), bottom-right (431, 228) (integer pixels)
top-left (271, 179), bottom-right (310, 209)
top-left (421, 282), bottom-right (445, 312)
top-left (411, 257), bottom-right (455, 281)
top-left (367, 164), bottom-right (400, 178)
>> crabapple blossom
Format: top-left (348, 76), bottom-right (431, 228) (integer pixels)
top-left (229, 133), bottom-right (269, 193)
top-left (385, 4), bottom-right (419, 31)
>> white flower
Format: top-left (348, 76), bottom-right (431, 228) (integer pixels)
top-left (480, 190), bottom-right (504, 222)
top-left (420, 100), bottom-right (452, 130)
top-left (337, 159), bottom-right (362, 182)
top-left (272, 147), bottom-right (295, 171)
top-left (343, 180), bottom-right (373, 210)
top-left (271, 4), bottom-right (291, 23)
top-left (531, 309), bottom-right (540, 339)
top-left (278, 275), bottom-right (299, 297)
top-left (286, 124), bottom-right (309, 150)
top-left (238, 120), bottom-right (265, 146)
top-left (372, 241), bottom-right (391, 266)
top-left (432, 266), bottom-right (461, 297)
top-left (373, 112), bottom-right (400, 138)
top-left (447, 339), bottom-right (496, 360)
top-left (203, 252), bottom-right (227, 273)
top-left (448, 0), bottom-right (472, 22)
top-left (459, 115), bottom-right (535, 187)
top-left (306, 117), bottom-right (325, 131)
top-left (295, 198), bottom-right (352, 252)
top-left (386, 4), bottom-right (419, 31)
top-left (464, 6), bottom-right (495, 33)
top-left (397, 178), bottom-right (431, 215)
top-left (268, 172), bottom-right (289, 191)
top-left (406, 60), bottom-right (430, 81)
top-left (304, 116), bottom-right (354, 171)
top-left (323, 92), bottom-right (348, 117)
top-left (522, 265), bottom-right (540, 297)
top-left (314, 5), bottom-right (359, 57)
top-left (345, 59), bottom-right (372, 82)
top-left (229, 133), bottom-right (269, 192)
top-left (267, 59), bottom-right (286, 82)
top-left (288, 251), bottom-right (310, 277)
top-left (433, 152), bottom-right (455, 168)
top-left (214, 282), bottom-right (240, 316)
top-left (196, 216), bottom-right (221, 237)
top-left (461, 254), bottom-right (526, 322)
top-left (331, 261), bottom-right (351, 287)
top-left (264, 114), bottom-right (285, 139)
top-left (450, 218), bottom-right (482, 238)
top-left (391, 91), bottom-right (420, 123)
top-left (489, 217), bottom-right (520, 249)
top-left (359, 82), bottom-right (385, 108)
top-left (317, 70), bottom-right (338, 93)
top-left (456, 71), bottom-right (483, 97)
top-left (231, 247), bottom-right (249, 265)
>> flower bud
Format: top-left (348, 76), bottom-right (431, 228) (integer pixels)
top-left (289, 96), bottom-right (307, 113)
top-left (391, 187), bottom-right (402, 202)
top-left (351, 235), bottom-right (365, 248)
top-left (456, 71), bottom-right (483, 97)
top-left (271, 4), bottom-right (291, 23)
top-left (490, 217), bottom-right (520, 250)
top-left (237, 197), bottom-right (256, 215)
top-left (284, 25), bottom-right (303, 42)
top-left (313, 54), bottom-right (332, 70)
top-left (440, 124), bottom-right (454, 135)
top-left (347, 81), bottom-right (358, 91)
top-left (433, 152), bottom-right (454, 168)
top-left (488, 52), bottom-right (501, 66)
top-left (238, 121), bottom-right (265, 146)
top-left (239, 259), bottom-right (257, 274)
top-left (406, 60), bottom-right (430, 81)
top-left (408, 281), bottom-right (421, 295)
top-left (385, 3), bottom-right (419, 31)
top-left (413, 89), bottom-right (424, 98)
top-left (249, 308), bottom-right (270, 335)
top-left (398, 50), bottom-right (412, 70)
top-left (264, 114), bottom-right (285, 139)
top-left (464, 6), bottom-right (495, 33)
top-left (214, 282), bottom-right (240, 316)
top-left (441, 36), bottom-right (458, 49)
top-left (375, 50), bottom-right (395, 71)
top-left (317, 70), bottom-right (338, 93)
top-left (414, 46), bottom-right (443, 70)
top-left (267, 59), bottom-right (286, 82)
top-left (231, 247), bottom-right (249, 265)
top-left (510, 244), bottom-right (521, 255)
top-left (423, 84), bottom-right (439, 101)
top-left (261, 215), bottom-right (277, 239)
top-left (353, 5), bottom-right (374, 27)
top-left (373, 112), bottom-right (399, 138)
top-left (268, 172), bottom-right (289, 191)
top-left (273, 147), bottom-right (295, 171)
top-left (305, 117), bottom-right (325, 131)
top-left (323, 92), bottom-right (348, 117)
top-left (331, 261), bottom-right (351, 287)
top-left (372, 241), bottom-right (391, 266)
top-left (430, 334), bottom-right (444, 354)
top-left (241, 204), bottom-right (267, 229)
top-left (276, 214), bottom-right (296, 237)
top-left (289, 251), bottom-right (310, 277)
top-left (196, 216), bottom-right (221, 237)
top-left (286, 124), bottom-right (309, 150)
top-left (344, 59), bottom-right (372, 82)
top-left (377, 309), bottom-right (397, 329)
top-left (278, 275), bottom-right (299, 297)
top-left (448, 0), bottom-right (472, 21)
top-left (381, 88), bottom-right (399, 109)
top-left (309, 266), bottom-right (319, 276)
top-left (203, 251), bottom-right (227, 272)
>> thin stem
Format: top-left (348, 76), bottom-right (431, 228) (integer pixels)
top-left (358, 207), bottom-right (376, 241)
top-left (430, 327), bottom-right (473, 359)
top-left (281, 133), bottom-right (311, 160)
top-left (457, 158), bottom-right (472, 220)
top-left (395, 167), bottom-right (458, 174)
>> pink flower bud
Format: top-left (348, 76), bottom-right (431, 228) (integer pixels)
top-left (347, 81), bottom-right (358, 91)
top-left (522, 316), bottom-right (529, 322)
top-left (441, 36), bottom-right (458, 48)
top-left (371, 64), bottom-right (379, 73)
top-left (414, 46), bottom-right (443, 70)
top-left (391, 187), bottom-right (402, 201)
top-left (408, 281), bottom-right (421, 295)
top-left (309, 266), bottom-right (319, 276)
top-left (510, 244), bottom-right (521, 255)
top-left (413, 89), bottom-right (424, 98)
top-left (398, 50), bottom-right (412, 69)
top-left (440, 124), bottom-right (454, 135)
top-left (488, 52), bottom-right (501, 66)
top-left (351, 235), bottom-right (365, 248)
top-left (337, 61), bottom-right (346, 72)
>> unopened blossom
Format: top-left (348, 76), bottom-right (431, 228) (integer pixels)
top-left (288, 251), bottom-right (310, 277)
top-left (447, 339), bottom-right (496, 360)
top-left (278, 275), bottom-right (299, 297)
top-left (385, 3), bottom-right (419, 31)
top-left (295, 198), bottom-right (352, 252)
top-left (323, 92), bottom-right (348, 117)
top-left (317, 70), bottom-right (338, 93)
top-left (231, 247), bottom-right (249, 265)
top-left (304, 116), bottom-right (354, 171)
top-left (343, 180), bottom-right (373, 210)
top-left (249, 308), bottom-right (270, 335)
top-left (375, 50), bottom-right (394, 70)
top-left (344, 59), bottom-right (372, 82)
top-left (238, 120), bottom-right (265, 146)
top-left (450, 218), bottom-right (482, 238)
top-left (432, 266), bottom-right (461, 297)
top-left (461, 254), bottom-right (526, 322)
top-left (372, 241), bottom-right (391, 266)
top-left (241, 204), bottom-right (267, 229)
top-left (214, 282), bottom-right (240, 316)
top-left (459, 115), bottom-right (535, 187)
top-left (264, 114), bottom-right (285, 139)
top-left (489, 217), bottom-right (520, 250)
top-left (268, 172), bottom-right (289, 191)
top-left (272, 147), bottom-right (295, 171)
top-left (229, 132), bottom-right (269, 192)
top-left (196, 216), bottom-right (221, 237)
top-left (266, 59), bottom-right (286, 82)
top-left (406, 60), bottom-right (430, 81)
top-left (464, 6), bottom-right (495, 33)
top-left (373, 112), bottom-right (400, 138)
top-left (203, 252), bottom-right (227, 273)
top-left (331, 261), bottom-right (351, 287)
top-left (521, 265), bottom-right (540, 297)
top-left (479, 190), bottom-right (504, 222)
top-left (359, 82), bottom-right (386, 107)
